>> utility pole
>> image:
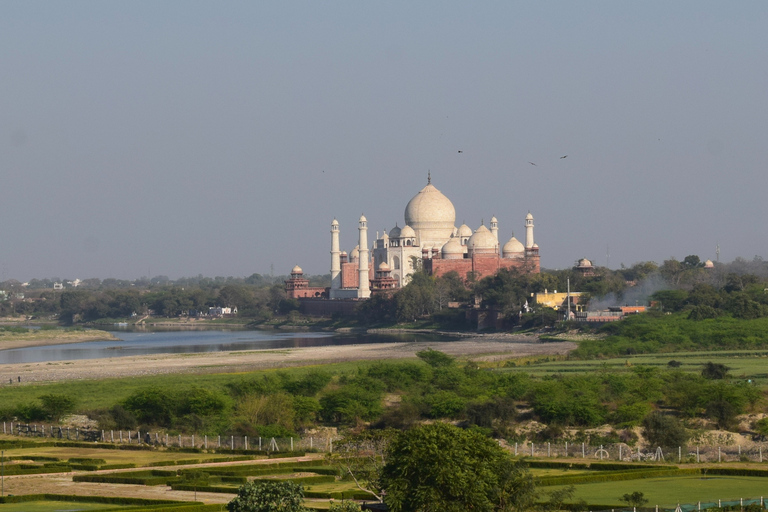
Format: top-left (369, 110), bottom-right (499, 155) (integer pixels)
top-left (716, 243), bottom-right (720, 263)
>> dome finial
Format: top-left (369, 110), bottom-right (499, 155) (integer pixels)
top-left (427, 170), bottom-right (431, 184)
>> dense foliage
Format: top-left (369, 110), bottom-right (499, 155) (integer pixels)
top-left (382, 423), bottom-right (536, 512)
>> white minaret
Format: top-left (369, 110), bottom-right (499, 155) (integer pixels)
top-left (525, 212), bottom-right (534, 249)
top-left (330, 219), bottom-right (341, 290)
top-left (490, 216), bottom-right (498, 242)
top-left (358, 214), bottom-right (370, 298)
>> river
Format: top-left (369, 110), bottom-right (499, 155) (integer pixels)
top-left (0, 326), bottom-right (453, 365)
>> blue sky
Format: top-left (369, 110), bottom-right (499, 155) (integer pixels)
top-left (2, 2), bottom-right (767, 280)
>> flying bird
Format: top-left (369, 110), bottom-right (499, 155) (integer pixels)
top-left (560, 155), bottom-right (568, 159)
top-left (458, 150), bottom-right (463, 153)
top-left (528, 162), bottom-right (537, 166)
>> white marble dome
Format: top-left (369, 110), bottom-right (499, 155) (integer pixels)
top-left (291, 265), bottom-right (303, 274)
top-left (441, 237), bottom-right (464, 259)
top-left (502, 237), bottom-right (525, 258)
top-left (404, 181), bottom-right (456, 247)
top-left (400, 225), bottom-right (416, 239)
top-left (457, 223), bottom-right (473, 238)
top-left (467, 225), bottom-right (498, 254)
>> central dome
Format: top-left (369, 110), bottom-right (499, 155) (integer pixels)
top-left (404, 181), bottom-right (456, 247)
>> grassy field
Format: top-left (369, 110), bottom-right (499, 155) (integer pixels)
top-left (0, 501), bottom-right (132, 512)
top-left (499, 349), bottom-right (768, 383)
top-left (548, 475), bottom-right (768, 507)
top-left (0, 445), bottom-right (252, 465)
top-left (0, 359), bottom-right (379, 410)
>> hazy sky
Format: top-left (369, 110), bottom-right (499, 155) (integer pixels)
top-left (2, 2), bottom-right (767, 281)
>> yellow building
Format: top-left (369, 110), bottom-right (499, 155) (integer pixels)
top-left (534, 291), bottom-right (583, 311)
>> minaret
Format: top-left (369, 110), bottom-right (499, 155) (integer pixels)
top-left (490, 216), bottom-right (498, 242)
top-left (358, 214), bottom-right (370, 298)
top-left (525, 212), bottom-right (534, 249)
top-left (330, 219), bottom-right (341, 290)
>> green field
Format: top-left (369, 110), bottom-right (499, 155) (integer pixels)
top-left (548, 475), bottom-right (768, 507)
top-left (0, 502), bottom-right (129, 512)
top-left (500, 348), bottom-right (768, 384)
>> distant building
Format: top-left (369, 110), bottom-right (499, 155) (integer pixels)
top-left (574, 258), bottom-right (595, 276)
top-left (534, 290), bottom-right (584, 311)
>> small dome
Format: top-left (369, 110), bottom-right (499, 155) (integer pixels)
top-left (526, 212), bottom-right (534, 220)
top-left (378, 262), bottom-right (390, 271)
top-left (502, 237), bottom-right (525, 257)
top-left (350, 245), bottom-right (360, 260)
top-left (340, 250), bottom-right (348, 256)
top-left (400, 225), bottom-right (416, 238)
top-left (704, 259), bottom-right (715, 268)
top-left (490, 216), bottom-right (498, 223)
top-left (467, 225), bottom-right (498, 254)
top-left (389, 224), bottom-right (401, 238)
top-left (331, 219), bottom-right (339, 226)
top-left (532, 243), bottom-right (539, 248)
top-left (359, 214), bottom-right (367, 222)
top-left (577, 258), bottom-right (592, 267)
top-left (441, 237), bottom-right (464, 259)
top-left (457, 223), bottom-right (473, 238)
top-left (291, 265), bottom-right (303, 274)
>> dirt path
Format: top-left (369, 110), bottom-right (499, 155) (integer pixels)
top-left (0, 336), bottom-right (575, 384)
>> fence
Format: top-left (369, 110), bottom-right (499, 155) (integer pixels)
top-left (591, 497), bottom-right (766, 511)
top-left (510, 440), bottom-right (768, 463)
top-left (4, 422), bottom-right (768, 463)
top-left (2, 422), bottom-right (335, 452)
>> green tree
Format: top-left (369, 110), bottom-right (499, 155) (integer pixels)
top-left (227, 481), bottom-right (307, 512)
top-left (38, 393), bottom-right (77, 422)
top-left (642, 412), bottom-right (688, 450)
top-left (701, 362), bottom-right (730, 380)
top-left (328, 429), bottom-right (396, 502)
top-left (416, 348), bottom-right (455, 368)
top-left (382, 423), bottom-right (536, 512)
top-left (620, 491), bottom-right (648, 508)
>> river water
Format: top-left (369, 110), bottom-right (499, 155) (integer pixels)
top-left (0, 327), bottom-right (451, 365)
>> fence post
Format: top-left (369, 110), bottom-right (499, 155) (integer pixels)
top-left (761, 448), bottom-right (763, 463)
top-left (679, 446), bottom-right (681, 462)
top-left (110, 430), bottom-right (114, 443)
top-left (259, 437), bottom-right (262, 451)
top-left (547, 442), bottom-right (550, 457)
top-left (76, 428), bottom-right (79, 441)
top-left (582, 443), bottom-right (585, 458)
top-left (310, 437), bottom-right (313, 450)
top-left (565, 441), bottom-right (568, 457)
top-left (531, 443), bottom-right (534, 457)
top-left (231, 435), bottom-right (234, 451)
top-left (330, 438), bottom-right (333, 453)
top-left (218, 435), bottom-right (221, 448)
top-left (245, 436), bottom-right (248, 451)
top-left (718, 446), bottom-right (721, 462)
top-left (619, 445), bottom-right (622, 461)
top-left (2, 422), bottom-right (4, 434)
top-left (205, 435), bottom-right (208, 450)
top-left (514, 443), bottom-right (518, 456)
top-left (192, 435), bottom-right (195, 448)
top-left (291, 437), bottom-right (294, 451)
top-left (696, 446), bottom-right (699, 463)
top-left (128, 431), bottom-right (131, 443)
top-left (120, 431), bottom-right (123, 443)
top-left (178, 434), bottom-right (181, 447)
top-left (600, 445), bottom-right (604, 460)
top-left (166, 433), bottom-right (169, 447)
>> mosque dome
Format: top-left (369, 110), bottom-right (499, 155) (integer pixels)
top-left (350, 245), bottom-right (360, 261)
top-left (457, 223), bottom-right (473, 238)
top-left (526, 212), bottom-right (534, 220)
top-left (400, 225), bottom-right (416, 239)
top-left (490, 216), bottom-right (498, 223)
top-left (389, 225), bottom-right (401, 238)
top-left (379, 262), bottom-right (391, 271)
top-left (404, 180), bottom-right (456, 246)
top-left (502, 237), bottom-right (525, 258)
top-left (291, 265), bottom-right (303, 274)
top-left (577, 258), bottom-right (592, 268)
top-left (467, 225), bottom-right (498, 254)
top-left (441, 237), bottom-right (464, 259)
top-left (704, 259), bottom-right (715, 268)
top-left (331, 219), bottom-right (339, 226)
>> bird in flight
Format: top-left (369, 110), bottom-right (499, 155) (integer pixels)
top-left (560, 155), bottom-right (568, 159)
top-left (528, 162), bottom-right (537, 166)
top-left (458, 150), bottom-right (463, 153)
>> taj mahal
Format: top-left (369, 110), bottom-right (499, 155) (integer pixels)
top-left (285, 176), bottom-right (540, 301)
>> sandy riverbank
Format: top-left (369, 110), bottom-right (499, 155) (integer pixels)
top-left (0, 333), bottom-right (575, 384)
top-left (0, 329), bottom-right (117, 351)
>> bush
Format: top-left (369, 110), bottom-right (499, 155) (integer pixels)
top-left (642, 411), bottom-right (688, 450)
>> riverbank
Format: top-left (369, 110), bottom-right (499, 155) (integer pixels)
top-left (0, 328), bottom-right (117, 351)
top-left (0, 335), bottom-right (576, 384)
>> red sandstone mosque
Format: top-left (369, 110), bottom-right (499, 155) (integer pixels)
top-left (286, 176), bottom-right (540, 301)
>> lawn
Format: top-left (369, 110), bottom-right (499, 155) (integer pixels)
top-left (0, 501), bottom-right (132, 512)
top-left (499, 349), bottom-right (768, 384)
top-left (548, 475), bottom-right (768, 507)
top-left (0, 445), bottom-right (249, 466)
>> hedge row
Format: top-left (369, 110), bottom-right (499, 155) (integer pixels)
top-left (253, 475), bottom-right (335, 485)
top-left (526, 460), bottom-right (677, 471)
top-left (304, 489), bottom-right (376, 500)
top-left (537, 468), bottom-right (695, 486)
top-left (68, 457), bottom-right (107, 464)
top-left (0, 494), bottom-right (192, 506)
top-left (703, 467), bottom-right (768, 477)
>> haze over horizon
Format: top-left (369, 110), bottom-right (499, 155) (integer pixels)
top-left (3, 2), bottom-right (767, 282)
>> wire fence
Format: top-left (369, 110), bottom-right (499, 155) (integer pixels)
top-left (2, 422), bottom-right (335, 452)
top-left (4, 422), bottom-right (768, 463)
top-left (510, 440), bottom-right (768, 463)
top-left (591, 497), bottom-right (766, 511)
